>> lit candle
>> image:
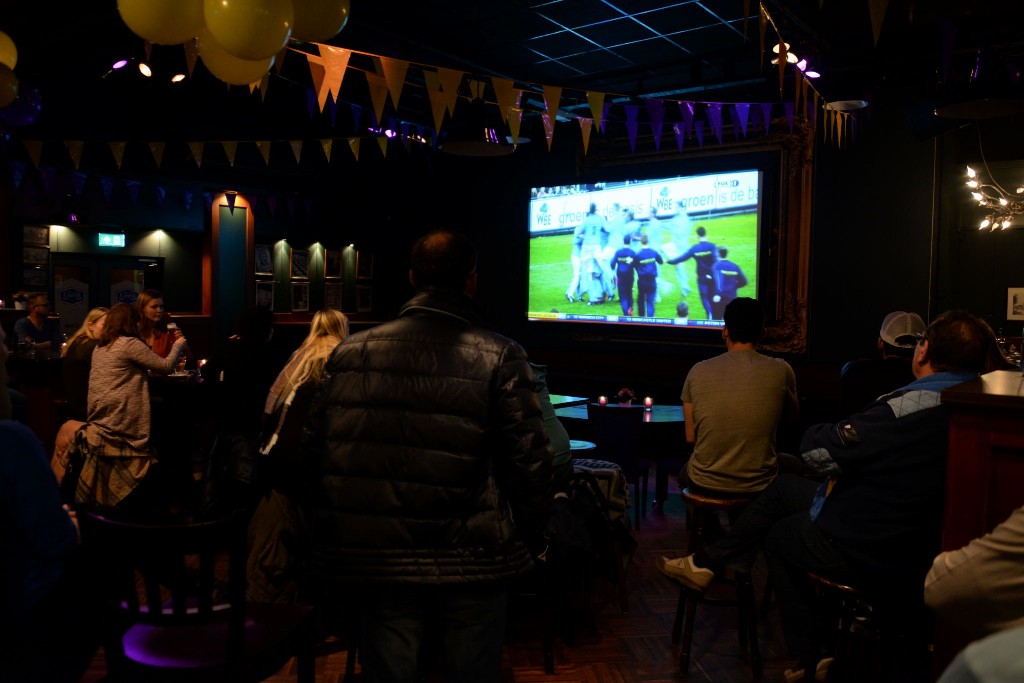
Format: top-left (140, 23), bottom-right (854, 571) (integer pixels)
top-left (644, 396), bottom-right (653, 409)
top-left (598, 395), bottom-right (607, 406)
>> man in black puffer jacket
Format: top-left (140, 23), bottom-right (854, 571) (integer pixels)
top-left (303, 230), bottom-right (553, 683)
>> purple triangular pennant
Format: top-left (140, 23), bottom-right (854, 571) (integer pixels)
top-left (695, 120), bottom-right (705, 148)
top-left (734, 103), bottom-right (751, 138)
top-left (672, 122), bottom-right (685, 151)
top-left (678, 101), bottom-right (694, 138)
top-left (761, 103), bottom-right (774, 132)
top-left (100, 176), bottom-right (116, 202)
top-left (646, 98), bottom-right (665, 152)
top-left (72, 172), bottom-right (87, 197)
top-left (623, 104), bottom-right (639, 153)
top-left (707, 103), bottom-right (723, 143)
top-left (126, 180), bottom-right (140, 205)
top-left (783, 102), bottom-right (795, 131)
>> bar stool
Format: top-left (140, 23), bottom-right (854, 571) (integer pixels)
top-left (672, 487), bottom-right (761, 682)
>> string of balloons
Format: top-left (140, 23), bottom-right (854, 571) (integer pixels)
top-left (117, 0), bottom-right (350, 85)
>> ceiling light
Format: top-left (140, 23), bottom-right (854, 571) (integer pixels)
top-left (138, 62), bottom-right (152, 77)
top-left (771, 43), bottom-right (791, 54)
top-left (170, 73), bottom-right (186, 83)
top-left (112, 59), bottom-right (128, 70)
top-left (965, 165), bottom-right (1024, 230)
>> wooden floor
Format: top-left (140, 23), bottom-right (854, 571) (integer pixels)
top-left (80, 469), bottom-right (798, 683)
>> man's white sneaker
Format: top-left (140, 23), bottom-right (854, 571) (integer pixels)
top-left (655, 555), bottom-right (714, 591)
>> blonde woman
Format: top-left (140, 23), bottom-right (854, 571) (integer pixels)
top-left (135, 289), bottom-right (178, 358)
top-left (248, 308), bottom-right (348, 603)
top-left (61, 307), bottom-right (108, 422)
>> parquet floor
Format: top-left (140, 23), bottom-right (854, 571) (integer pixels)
top-left (80, 469), bottom-right (797, 683)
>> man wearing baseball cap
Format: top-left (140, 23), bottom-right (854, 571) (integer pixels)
top-left (839, 310), bottom-right (926, 417)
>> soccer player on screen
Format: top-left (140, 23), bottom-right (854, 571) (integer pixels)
top-left (611, 235), bottom-right (637, 316)
top-left (634, 234), bottom-right (664, 317)
top-left (711, 246), bottom-right (748, 319)
top-left (667, 226), bottom-right (717, 319)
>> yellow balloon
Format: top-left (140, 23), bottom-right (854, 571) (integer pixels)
top-left (117, 0), bottom-right (204, 45)
top-left (197, 28), bottom-right (274, 86)
top-left (0, 65), bottom-right (19, 109)
top-left (292, 0), bottom-right (349, 43)
top-left (0, 31), bottom-right (17, 70)
top-left (203, 0), bottom-right (293, 61)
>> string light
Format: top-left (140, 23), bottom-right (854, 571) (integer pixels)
top-left (966, 165), bottom-right (1024, 230)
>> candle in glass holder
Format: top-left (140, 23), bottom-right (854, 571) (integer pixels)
top-left (598, 395), bottom-right (607, 406)
top-left (644, 396), bottom-right (653, 410)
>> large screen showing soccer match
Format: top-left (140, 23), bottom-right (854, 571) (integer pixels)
top-left (527, 169), bottom-right (762, 330)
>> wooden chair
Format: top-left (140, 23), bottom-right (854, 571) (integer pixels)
top-left (79, 508), bottom-right (316, 682)
top-left (585, 402), bottom-right (649, 528)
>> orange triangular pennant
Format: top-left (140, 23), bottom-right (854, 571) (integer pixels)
top-left (427, 87), bottom-right (448, 133)
top-left (149, 141), bottom-right (166, 168)
top-left (437, 67), bottom-right (464, 114)
top-left (377, 136), bottom-right (388, 158)
top-left (320, 138), bottom-right (334, 162)
top-left (348, 137), bottom-right (360, 161)
top-left (868, 0), bottom-right (888, 47)
top-left (320, 44), bottom-right (351, 101)
top-left (579, 117), bottom-right (593, 155)
top-left (188, 141), bottom-right (205, 167)
top-left (222, 140), bottom-right (238, 167)
top-left (380, 56), bottom-right (409, 111)
top-left (256, 140), bottom-right (272, 166)
top-left (586, 91), bottom-right (605, 133)
top-left (109, 141), bottom-right (127, 169)
top-left (365, 72), bottom-right (389, 126)
top-left (66, 140), bottom-right (84, 169)
top-left (491, 77), bottom-right (516, 124)
top-left (290, 140), bottom-right (303, 164)
top-left (541, 113), bottom-right (555, 151)
top-left (23, 140), bottom-right (42, 169)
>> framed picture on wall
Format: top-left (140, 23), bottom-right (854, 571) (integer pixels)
top-left (325, 249), bottom-right (342, 278)
top-left (291, 282), bottom-right (310, 312)
top-left (290, 248), bottom-right (309, 279)
top-left (23, 225), bottom-right (50, 246)
top-left (23, 245), bottom-right (50, 266)
top-left (23, 267), bottom-right (48, 288)
top-left (356, 251), bottom-right (373, 279)
top-left (255, 244), bottom-right (273, 275)
top-left (357, 285), bottom-right (372, 312)
top-left (256, 281), bottom-right (275, 309)
top-left (1009, 288), bottom-right (1024, 321)
top-left (325, 282), bottom-right (343, 310)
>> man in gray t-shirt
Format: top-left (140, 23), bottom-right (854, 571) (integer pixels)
top-left (681, 298), bottom-right (798, 493)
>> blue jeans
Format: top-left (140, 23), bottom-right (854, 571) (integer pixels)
top-left (704, 474), bottom-right (859, 659)
top-left (359, 582), bottom-right (508, 683)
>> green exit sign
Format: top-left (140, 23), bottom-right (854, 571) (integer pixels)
top-left (98, 233), bottom-right (126, 247)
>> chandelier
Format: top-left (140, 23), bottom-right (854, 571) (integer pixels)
top-left (965, 165), bottom-right (1024, 230)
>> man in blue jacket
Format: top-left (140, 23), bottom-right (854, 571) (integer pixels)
top-left (304, 230), bottom-right (552, 683)
top-left (657, 310), bottom-right (992, 676)
top-left (667, 226), bottom-right (717, 320)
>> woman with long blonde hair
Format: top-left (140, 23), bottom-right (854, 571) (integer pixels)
top-left (249, 308), bottom-right (348, 603)
top-left (135, 289), bottom-right (178, 358)
top-left (61, 307), bottom-right (108, 422)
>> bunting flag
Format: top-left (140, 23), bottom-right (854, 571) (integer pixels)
top-left (351, 104), bottom-right (364, 131)
top-left (868, 0), bottom-right (888, 47)
top-left (783, 101), bottom-right (795, 131)
top-left (365, 72), bottom-right (389, 130)
top-left (578, 117), bottom-right (593, 155)
top-left (184, 39), bottom-right (199, 77)
top-left (586, 91), bottom-right (606, 134)
top-left (541, 112), bottom-right (555, 151)
top-left (678, 101), bottom-right (694, 138)
top-left (109, 141), bottom-right (127, 169)
top-left (380, 57), bottom-right (409, 111)
top-left (249, 81), bottom-right (259, 95)
top-left (437, 67), bottom-right (464, 115)
top-left (307, 54), bottom-right (329, 111)
top-left (646, 98), bottom-right (665, 151)
top-left (707, 103), bottom-right (723, 144)
top-left (126, 180), bottom-right (140, 205)
top-left (319, 44), bottom-right (351, 104)
top-left (66, 140), bottom-right (84, 169)
top-left (100, 176), bottom-right (116, 202)
top-left (467, 79), bottom-right (486, 100)
top-left (695, 120), bottom-right (705, 148)
top-left (734, 103), bottom-right (751, 138)
top-left (222, 140), bottom-right (238, 167)
top-left (672, 122), bottom-right (686, 151)
top-left (259, 72), bottom-right (270, 102)
top-left (149, 141), bottom-right (165, 168)
top-left (491, 77), bottom-right (517, 125)
top-left (427, 87), bottom-right (447, 133)
top-left (377, 135), bottom-right (388, 158)
top-left (760, 102), bottom-right (774, 131)
top-left (290, 140), bottom-right (303, 165)
top-left (320, 138), bottom-right (333, 162)
top-left (188, 141), bottom-right (205, 168)
top-left (256, 140), bottom-right (272, 166)
top-left (623, 104), bottom-right (639, 153)
top-left (542, 85), bottom-right (562, 150)
top-left (71, 172), bottom-right (87, 197)
top-left (508, 106), bottom-right (524, 146)
top-left (348, 137), bottom-right (360, 161)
